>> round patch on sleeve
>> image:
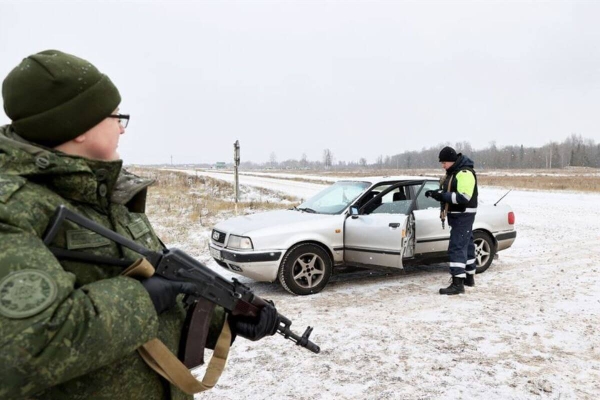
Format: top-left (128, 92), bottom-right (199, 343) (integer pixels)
top-left (0, 270), bottom-right (58, 319)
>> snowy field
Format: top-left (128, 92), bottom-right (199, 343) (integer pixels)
top-left (157, 170), bottom-right (599, 400)
top-left (169, 169), bottom-right (331, 200)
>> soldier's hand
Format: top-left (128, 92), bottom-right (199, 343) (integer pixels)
top-left (229, 303), bottom-right (280, 342)
top-left (426, 189), bottom-right (443, 201)
top-left (141, 276), bottom-right (197, 314)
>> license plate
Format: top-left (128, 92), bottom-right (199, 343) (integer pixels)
top-left (210, 247), bottom-right (222, 261)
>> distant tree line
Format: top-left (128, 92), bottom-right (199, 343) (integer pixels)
top-left (390, 134), bottom-right (599, 170)
top-left (239, 134), bottom-right (599, 170)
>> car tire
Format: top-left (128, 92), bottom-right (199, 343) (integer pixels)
top-left (474, 231), bottom-right (496, 274)
top-left (278, 243), bottom-right (332, 295)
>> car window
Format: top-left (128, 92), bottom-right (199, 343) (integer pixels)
top-left (297, 181), bottom-right (370, 214)
top-left (416, 181), bottom-right (442, 210)
top-left (363, 183), bottom-right (420, 215)
top-left (358, 183), bottom-right (387, 214)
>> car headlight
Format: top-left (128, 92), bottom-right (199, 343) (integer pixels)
top-left (227, 234), bottom-right (253, 250)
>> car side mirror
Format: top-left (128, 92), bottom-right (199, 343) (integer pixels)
top-left (349, 206), bottom-right (359, 219)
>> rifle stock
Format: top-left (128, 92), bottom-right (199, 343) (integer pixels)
top-left (43, 205), bottom-right (320, 356)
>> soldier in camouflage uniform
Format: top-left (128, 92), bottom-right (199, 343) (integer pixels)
top-left (0, 50), bottom-right (279, 399)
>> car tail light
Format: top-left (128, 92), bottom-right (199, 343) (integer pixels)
top-left (508, 211), bottom-right (515, 225)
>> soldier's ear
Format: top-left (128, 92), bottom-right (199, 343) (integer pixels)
top-left (73, 133), bottom-right (87, 143)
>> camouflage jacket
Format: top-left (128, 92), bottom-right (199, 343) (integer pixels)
top-left (0, 125), bottom-right (224, 400)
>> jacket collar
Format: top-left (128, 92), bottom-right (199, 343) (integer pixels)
top-left (0, 124), bottom-right (140, 208)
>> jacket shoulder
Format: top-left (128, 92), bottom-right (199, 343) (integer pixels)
top-left (0, 175), bottom-right (26, 204)
top-left (457, 169), bottom-right (476, 180)
top-left (112, 169), bottom-right (154, 207)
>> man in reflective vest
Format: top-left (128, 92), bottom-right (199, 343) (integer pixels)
top-left (425, 146), bottom-right (478, 295)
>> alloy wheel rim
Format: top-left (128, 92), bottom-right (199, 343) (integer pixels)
top-left (292, 252), bottom-right (325, 288)
top-left (474, 238), bottom-right (491, 267)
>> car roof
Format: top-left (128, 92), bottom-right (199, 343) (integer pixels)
top-left (336, 175), bottom-right (439, 184)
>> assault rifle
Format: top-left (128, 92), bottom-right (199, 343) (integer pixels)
top-left (43, 205), bottom-right (320, 367)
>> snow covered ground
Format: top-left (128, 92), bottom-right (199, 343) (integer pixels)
top-left (160, 171), bottom-right (600, 400)
top-left (170, 169), bottom-right (328, 200)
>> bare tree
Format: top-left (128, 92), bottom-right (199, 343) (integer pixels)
top-left (454, 141), bottom-right (473, 155)
top-left (519, 145), bottom-right (525, 168)
top-left (269, 152), bottom-right (277, 168)
top-left (384, 155), bottom-right (391, 168)
top-left (300, 153), bottom-right (308, 169)
top-left (323, 148), bottom-right (333, 169)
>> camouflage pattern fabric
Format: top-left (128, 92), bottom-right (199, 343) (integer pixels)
top-left (0, 125), bottom-right (225, 400)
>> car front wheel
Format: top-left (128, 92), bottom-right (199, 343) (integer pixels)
top-left (278, 243), bottom-right (332, 295)
top-left (474, 231), bottom-right (496, 274)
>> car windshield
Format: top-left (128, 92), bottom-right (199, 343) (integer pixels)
top-left (297, 181), bottom-right (371, 214)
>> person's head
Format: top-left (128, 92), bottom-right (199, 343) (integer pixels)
top-left (438, 146), bottom-right (458, 170)
top-left (2, 50), bottom-right (125, 161)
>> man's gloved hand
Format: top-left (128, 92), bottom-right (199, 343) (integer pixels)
top-left (425, 189), bottom-right (444, 201)
top-left (229, 303), bottom-right (280, 342)
top-left (141, 276), bottom-right (197, 314)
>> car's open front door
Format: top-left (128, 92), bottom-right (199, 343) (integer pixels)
top-left (343, 213), bottom-right (408, 269)
top-left (411, 180), bottom-right (450, 255)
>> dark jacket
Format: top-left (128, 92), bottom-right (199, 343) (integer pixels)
top-left (440, 154), bottom-right (478, 213)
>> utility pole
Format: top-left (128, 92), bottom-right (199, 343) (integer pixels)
top-left (234, 140), bottom-right (240, 215)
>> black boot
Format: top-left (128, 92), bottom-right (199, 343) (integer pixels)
top-left (464, 273), bottom-right (475, 287)
top-left (439, 276), bottom-right (465, 295)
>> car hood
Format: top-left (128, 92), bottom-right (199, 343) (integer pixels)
top-left (214, 209), bottom-right (333, 235)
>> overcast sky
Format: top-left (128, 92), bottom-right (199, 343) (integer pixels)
top-left (1, 0), bottom-right (598, 165)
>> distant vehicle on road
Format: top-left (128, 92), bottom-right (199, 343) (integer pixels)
top-left (209, 176), bottom-right (516, 295)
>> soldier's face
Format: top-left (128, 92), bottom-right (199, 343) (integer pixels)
top-left (78, 110), bottom-right (125, 161)
top-left (441, 161), bottom-right (454, 170)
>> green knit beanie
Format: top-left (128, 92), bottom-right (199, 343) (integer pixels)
top-left (2, 50), bottom-right (121, 147)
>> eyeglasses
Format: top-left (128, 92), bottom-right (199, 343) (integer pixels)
top-left (108, 113), bottom-right (130, 128)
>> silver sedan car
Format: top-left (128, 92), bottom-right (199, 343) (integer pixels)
top-left (209, 176), bottom-right (516, 295)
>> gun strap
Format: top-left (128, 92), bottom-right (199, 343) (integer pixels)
top-left (123, 258), bottom-right (231, 394)
top-left (442, 175), bottom-right (453, 220)
top-left (137, 322), bottom-right (231, 394)
top-left (122, 257), bottom-right (156, 278)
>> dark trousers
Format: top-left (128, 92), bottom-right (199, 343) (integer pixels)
top-left (447, 212), bottom-right (476, 276)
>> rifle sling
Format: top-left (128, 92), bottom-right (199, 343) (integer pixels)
top-left (137, 323), bottom-right (231, 394)
top-left (123, 258), bottom-right (231, 394)
top-left (442, 175), bottom-right (453, 220)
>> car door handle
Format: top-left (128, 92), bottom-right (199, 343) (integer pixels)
top-left (389, 223), bottom-right (400, 228)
